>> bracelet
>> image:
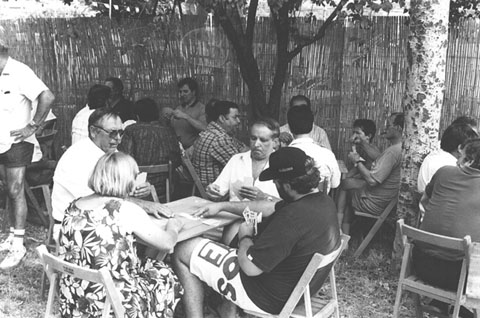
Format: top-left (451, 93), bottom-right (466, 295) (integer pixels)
top-left (239, 235), bottom-right (254, 244)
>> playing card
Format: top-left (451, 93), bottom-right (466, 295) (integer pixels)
top-left (242, 207), bottom-right (262, 235)
top-left (135, 172), bottom-right (147, 187)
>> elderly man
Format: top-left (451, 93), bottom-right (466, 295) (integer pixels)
top-left (340, 112), bottom-right (404, 235)
top-left (280, 95), bottom-right (331, 149)
top-left (192, 100), bottom-right (245, 188)
top-left (173, 147), bottom-right (340, 318)
top-left (287, 105), bottom-right (340, 192)
top-left (104, 77), bottom-right (135, 122)
top-left (52, 109), bottom-right (171, 240)
top-left (206, 118), bottom-right (280, 202)
top-left (0, 39), bottom-right (55, 270)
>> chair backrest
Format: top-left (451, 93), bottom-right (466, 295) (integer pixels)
top-left (181, 154), bottom-right (208, 199)
top-left (36, 245), bottom-right (125, 318)
top-left (277, 233), bottom-right (350, 317)
top-left (139, 161), bottom-right (172, 202)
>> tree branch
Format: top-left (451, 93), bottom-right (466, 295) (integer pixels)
top-left (287, 0), bottom-right (348, 61)
top-left (246, 0), bottom-right (259, 47)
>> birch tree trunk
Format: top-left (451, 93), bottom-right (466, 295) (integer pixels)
top-left (394, 0), bottom-right (450, 256)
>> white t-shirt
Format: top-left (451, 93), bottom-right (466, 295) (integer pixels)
top-left (52, 138), bottom-right (105, 221)
top-left (417, 149), bottom-right (457, 193)
top-left (290, 137), bottom-right (341, 191)
top-left (212, 151), bottom-right (279, 201)
top-left (0, 57), bottom-right (49, 156)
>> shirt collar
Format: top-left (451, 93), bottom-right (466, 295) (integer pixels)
top-left (290, 136), bottom-right (315, 145)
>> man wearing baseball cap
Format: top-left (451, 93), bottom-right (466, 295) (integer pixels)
top-left (173, 147), bottom-right (340, 317)
top-left (0, 35), bottom-right (55, 270)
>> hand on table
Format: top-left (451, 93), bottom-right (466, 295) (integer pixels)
top-left (194, 203), bottom-right (223, 218)
top-left (143, 200), bottom-right (175, 219)
top-left (206, 184), bottom-right (224, 200)
top-left (239, 186), bottom-right (267, 201)
top-left (132, 182), bottom-right (151, 198)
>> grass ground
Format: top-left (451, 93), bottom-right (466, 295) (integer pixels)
top-left (0, 212), bottom-right (416, 318)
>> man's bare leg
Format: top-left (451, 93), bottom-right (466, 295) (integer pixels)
top-left (336, 178), bottom-right (366, 228)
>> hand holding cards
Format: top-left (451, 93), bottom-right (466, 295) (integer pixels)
top-left (242, 206), bottom-right (262, 235)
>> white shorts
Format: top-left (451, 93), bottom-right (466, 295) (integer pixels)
top-left (190, 239), bottom-right (268, 314)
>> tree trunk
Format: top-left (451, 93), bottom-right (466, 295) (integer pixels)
top-left (394, 0), bottom-right (450, 256)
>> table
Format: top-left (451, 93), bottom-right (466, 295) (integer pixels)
top-left (150, 196), bottom-right (241, 242)
top-left (466, 242), bottom-right (480, 309)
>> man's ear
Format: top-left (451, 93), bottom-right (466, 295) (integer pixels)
top-left (273, 137), bottom-right (280, 150)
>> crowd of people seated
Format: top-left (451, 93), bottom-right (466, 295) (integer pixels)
top-left (1, 54), bottom-right (479, 318)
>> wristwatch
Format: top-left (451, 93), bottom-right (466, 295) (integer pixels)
top-left (28, 120), bottom-right (40, 129)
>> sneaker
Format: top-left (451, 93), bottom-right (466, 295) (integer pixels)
top-left (0, 245), bottom-right (26, 270)
top-left (0, 236), bottom-right (13, 252)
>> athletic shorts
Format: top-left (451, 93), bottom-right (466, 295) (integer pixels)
top-left (0, 142), bottom-right (34, 168)
top-left (190, 239), bottom-right (268, 314)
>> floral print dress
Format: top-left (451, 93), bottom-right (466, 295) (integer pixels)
top-left (58, 198), bottom-right (183, 318)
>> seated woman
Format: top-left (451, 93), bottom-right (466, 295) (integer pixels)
top-left (57, 152), bottom-right (184, 318)
top-left (414, 138), bottom-right (480, 291)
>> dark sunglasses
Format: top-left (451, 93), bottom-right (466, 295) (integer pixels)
top-left (93, 125), bottom-right (124, 138)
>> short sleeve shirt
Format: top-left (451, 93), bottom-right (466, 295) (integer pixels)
top-left (240, 192), bottom-right (340, 313)
top-left (171, 101), bottom-right (206, 148)
top-left (280, 124), bottom-right (331, 150)
top-left (0, 57), bottom-right (49, 153)
top-left (417, 149), bottom-right (457, 193)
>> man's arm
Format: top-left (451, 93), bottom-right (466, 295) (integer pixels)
top-left (358, 141), bottom-right (381, 161)
top-left (194, 199), bottom-right (278, 218)
top-left (355, 161), bottom-right (378, 186)
top-left (237, 222), bottom-right (263, 276)
top-left (173, 109), bottom-right (207, 131)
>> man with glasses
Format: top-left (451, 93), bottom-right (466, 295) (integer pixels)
top-left (52, 109), bottom-right (172, 241)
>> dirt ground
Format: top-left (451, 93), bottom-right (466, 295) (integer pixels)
top-left (0, 212), bottom-right (417, 318)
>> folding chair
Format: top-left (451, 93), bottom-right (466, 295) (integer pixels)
top-left (393, 219), bottom-right (476, 318)
top-left (36, 245), bottom-right (125, 318)
top-left (353, 197), bottom-right (397, 258)
top-left (139, 161), bottom-right (173, 203)
top-left (244, 234), bottom-right (350, 318)
top-left (181, 154), bottom-right (208, 199)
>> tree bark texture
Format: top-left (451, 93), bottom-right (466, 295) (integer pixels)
top-left (397, 0), bottom-right (450, 224)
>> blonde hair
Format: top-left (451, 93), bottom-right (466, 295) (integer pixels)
top-left (88, 152), bottom-right (139, 198)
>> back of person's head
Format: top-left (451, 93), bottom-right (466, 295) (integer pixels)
top-left (452, 115), bottom-right (478, 128)
top-left (353, 119), bottom-right (376, 141)
top-left (105, 77), bottom-right (124, 93)
top-left (177, 77), bottom-right (199, 93)
top-left (251, 118), bottom-right (280, 139)
top-left (441, 123), bottom-right (479, 153)
top-left (88, 152), bottom-right (138, 198)
top-left (88, 108), bottom-right (121, 131)
top-left (287, 105), bottom-right (314, 135)
top-left (209, 100), bottom-right (238, 122)
top-left (285, 157), bottom-right (320, 194)
top-left (87, 84), bottom-right (111, 110)
top-left (391, 112), bottom-right (405, 129)
top-left (134, 98), bottom-right (159, 122)
top-left (205, 98), bottom-right (219, 123)
top-left (289, 95), bottom-right (311, 108)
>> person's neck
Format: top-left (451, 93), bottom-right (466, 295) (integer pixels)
top-left (285, 189), bottom-right (316, 202)
top-left (293, 133), bottom-right (310, 140)
top-left (389, 135), bottom-right (402, 145)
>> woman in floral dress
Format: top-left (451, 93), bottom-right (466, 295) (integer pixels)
top-left (58, 152), bottom-right (184, 318)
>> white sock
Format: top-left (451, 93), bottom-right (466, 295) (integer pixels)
top-left (12, 229), bottom-right (25, 249)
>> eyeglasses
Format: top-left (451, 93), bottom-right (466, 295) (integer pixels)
top-left (93, 125), bottom-right (124, 139)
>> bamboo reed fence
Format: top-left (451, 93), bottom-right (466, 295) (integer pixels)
top-left (0, 16), bottom-right (479, 160)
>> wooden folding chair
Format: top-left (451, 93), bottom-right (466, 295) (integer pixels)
top-left (244, 234), bottom-right (350, 318)
top-left (36, 245), bottom-right (125, 318)
top-left (393, 220), bottom-right (476, 318)
top-left (181, 154), bottom-right (208, 199)
top-left (139, 161), bottom-right (173, 203)
top-left (353, 197), bottom-right (397, 258)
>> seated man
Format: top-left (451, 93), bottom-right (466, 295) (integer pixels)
top-left (417, 123), bottom-right (477, 193)
top-left (173, 147), bottom-right (341, 317)
top-left (206, 118), bottom-right (280, 202)
top-left (340, 112), bottom-right (404, 235)
top-left (104, 77), bottom-right (135, 122)
top-left (191, 100), bottom-right (245, 188)
top-left (336, 119), bottom-right (380, 224)
top-left (119, 98), bottom-right (181, 201)
top-left (412, 138), bottom-right (480, 317)
top-left (287, 105), bottom-right (340, 192)
top-left (52, 108), bottom-right (171, 240)
top-left (280, 95), bottom-right (331, 149)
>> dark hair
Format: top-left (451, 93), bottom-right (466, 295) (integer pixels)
top-left (251, 118), bottom-right (280, 139)
top-left (462, 138), bottom-right (480, 169)
top-left (105, 77), bottom-right (124, 93)
top-left (205, 98), bottom-right (219, 123)
top-left (287, 105), bottom-right (313, 135)
top-left (177, 77), bottom-right (199, 95)
top-left (353, 119), bottom-right (376, 141)
top-left (208, 100), bottom-right (238, 122)
top-left (88, 108), bottom-right (121, 130)
top-left (452, 116), bottom-right (478, 128)
top-left (280, 157), bottom-right (320, 194)
top-left (391, 112), bottom-right (404, 129)
top-left (87, 84), bottom-right (111, 110)
top-left (289, 95), bottom-right (311, 108)
top-left (441, 123), bottom-right (478, 153)
top-left (134, 98), bottom-right (159, 122)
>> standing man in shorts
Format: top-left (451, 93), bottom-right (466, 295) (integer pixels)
top-left (0, 37), bottom-right (55, 270)
top-left (173, 147), bottom-right (340, 317)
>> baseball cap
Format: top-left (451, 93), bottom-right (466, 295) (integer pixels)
top-left (259, 147), bottom-right (310, 181)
